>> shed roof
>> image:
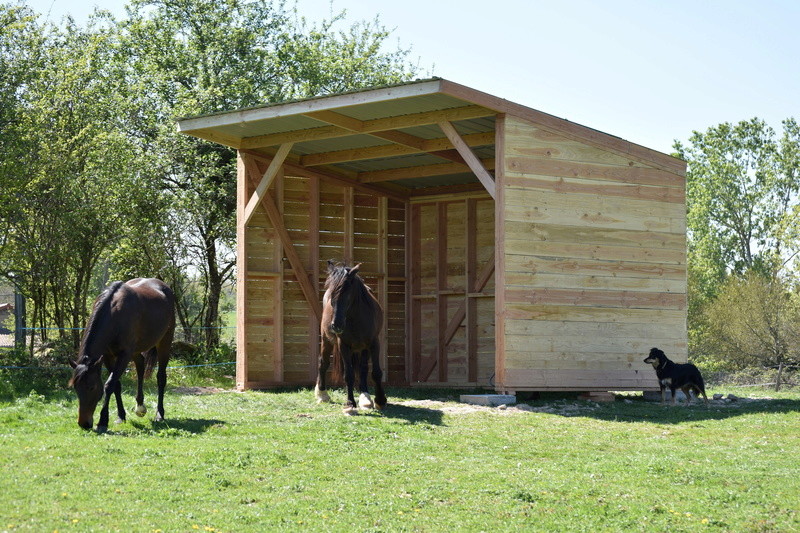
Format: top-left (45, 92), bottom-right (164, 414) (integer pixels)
top-left (177, 78), bottom-right (685, 198)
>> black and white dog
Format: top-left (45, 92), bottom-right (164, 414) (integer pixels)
top-left (643, 347), bottom-right (708, 405)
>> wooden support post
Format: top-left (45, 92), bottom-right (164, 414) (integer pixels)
top-left (273, 169), bottom-right (284, 383)
top-left (466, 198), bottom-right (478, 383)
top-left (344, 186), bottom-right (354, 265)
top-left (378, 196), bottom-right (389, 380)
top-left (308, 176), bottom-right (320, 381)
top-left (235, 152), bottom-right (249, 390)
top-left (437, 202), bottom-right (448, 383)
top-left (409, 204), bottom-right (421, 382)
top-left (494, 115), bottom-right (507, 392)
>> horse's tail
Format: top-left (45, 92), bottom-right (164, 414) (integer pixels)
top-left (330, 343), bottom-right (362, 387)
top-left (143, 347), bottom-right (158, 380)
top-left (331, 342), bottom-right (343, 386)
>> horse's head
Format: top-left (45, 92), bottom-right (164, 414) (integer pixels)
top-left (326, 261), bottom-right (362, 335)
top-left (68, 355), bottom-right (104, 430)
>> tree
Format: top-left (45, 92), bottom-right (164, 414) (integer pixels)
top-left (676, 118), bottom-right (800, 367)
top-left (702, 272), bottom-right (800, 371)
top-left (0, 12), bottom-right (156, 351)
top-left (675, 118), bottom-right (800, 298)
top-left (116, 0), bottom-right (419, 352)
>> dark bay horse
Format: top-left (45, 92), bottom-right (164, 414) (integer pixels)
top-left (69, 278), bottom-right (175, 431)
top-left (315, 261), bottom-right (386, 414)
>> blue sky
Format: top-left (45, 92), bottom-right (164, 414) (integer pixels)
top-left (22, 0), bottom-right (800, 154)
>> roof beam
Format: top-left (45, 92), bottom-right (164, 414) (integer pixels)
top-left (241, 149), bottom-right (410, 202)
top-left (240, 104), bottom-right (494, 150)
top-left (438, 121), bottom-right (496, 199)
top-left (304, 110), bottom-right (464, 164)
top-left (359, 158), bottom-right (495, 183)
top-left (299, 131), bottom-right (495, 166)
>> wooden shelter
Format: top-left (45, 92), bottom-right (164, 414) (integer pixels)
top-left (177, 78), bottom-right (687, 393)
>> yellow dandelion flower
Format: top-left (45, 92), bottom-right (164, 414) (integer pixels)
top-left (701, 518), bottom-right (709, 524)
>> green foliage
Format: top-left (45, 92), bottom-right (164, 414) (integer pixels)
top-left (0, 0), bottom-right (418, 352)
top-left (675, 118), bottom-right (800, 296)
top-left (676, 118), bottom-right (800, 367)
top-left (699, 271), bottom-right (800, 370)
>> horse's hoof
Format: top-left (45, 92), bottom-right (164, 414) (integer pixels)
top-left (115, 418), bottom-right (125, 425)
top-left (343, 406), bottom-right (358, 416)
top-left (375, 400), bottom-right (387, 410)
top-left (314, 386), bottom-right (331, 404)
top-left (358, 393), bottom-right (374, 409)
top-left (96, 426), bottom-right (108, 434)
top-left (154, 414), bottom-right (164, 423)
top-left (135, 404), bottom-right (147, 417)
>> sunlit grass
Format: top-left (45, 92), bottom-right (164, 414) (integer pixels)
top-left (0, 380), bottom-right (798, 532)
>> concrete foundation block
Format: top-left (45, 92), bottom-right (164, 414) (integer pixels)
top-left (460, 394), bottom-right (517, 407)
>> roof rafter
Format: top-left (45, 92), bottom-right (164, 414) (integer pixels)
top-left (299, 131), bottom-right (494, 166)
top-left (359, 158), bottom-right (496, 183)
top-left (239, 104), bottom-right (494, 150)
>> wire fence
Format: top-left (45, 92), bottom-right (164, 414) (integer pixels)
top-left (0, 326), bottom-right (237, 371)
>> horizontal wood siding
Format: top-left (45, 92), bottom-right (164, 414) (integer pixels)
top-left (240, 156), bottom-right (406, 388)
top-left (499, 116), bottom-right (687, 391)
top-left (410, 195), bottom-right (495, 387)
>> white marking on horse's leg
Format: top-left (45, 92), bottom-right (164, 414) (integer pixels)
top-left (314, 384), bottom-right (331, 403)
top-left (135, 404), bottom-right (147, 417)
top-left (358, 392), bottom-right (374, 409)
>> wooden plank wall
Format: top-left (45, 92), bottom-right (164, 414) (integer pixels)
top-left (410, 193), bottom-right (495, 387)
top-left (497, 115), bottom-right (687, 392)
top-left (238, 153), bottom-right (406, 388)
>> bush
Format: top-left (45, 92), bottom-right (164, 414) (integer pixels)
top-left (699, 272), bottom-right (800, 370)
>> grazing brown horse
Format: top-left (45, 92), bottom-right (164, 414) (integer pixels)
top-left (315, 261), bottom-right (386, 414)
top-left (69, 278), bottom-right (175, 431)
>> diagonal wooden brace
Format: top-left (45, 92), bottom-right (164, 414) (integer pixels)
top-left (244, 157), bottom-right (322, 321)
top-left (416, 250), bottom-right (495, 382)
top-left (243, 143), bottom-right (293, 225)
top-left (438, 121), bottom-right (496, 199)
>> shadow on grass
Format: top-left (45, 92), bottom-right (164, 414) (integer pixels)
top-left (106, 417), bottom-right (226, 436)
top-left (379, 402), bottom-right (445, 426)
top-left (559, 395), bottom-right (800, 425)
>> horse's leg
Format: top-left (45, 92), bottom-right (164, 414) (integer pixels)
top-left (98, 353), bottom-right (129, 432)
top-left (357, 349), bottom-right (373, 409)
top-left (132, 352), bottom-right (147, 416)
top-left (369, 339), bottom-right (387, 410)
top-left (314, 336), bottom-right (333, 403)
top-left (340, 343), bottom-right (357, 415)
top-left (154, 331), bottom-right (173, 423)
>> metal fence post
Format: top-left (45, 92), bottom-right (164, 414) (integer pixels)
top-left (14, 292), bottom-right (26, 349)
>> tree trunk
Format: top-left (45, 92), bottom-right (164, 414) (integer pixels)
top-left (775, 361), bottom-right (784, 392)
top-left (204, 234), bottom-right (221, 354)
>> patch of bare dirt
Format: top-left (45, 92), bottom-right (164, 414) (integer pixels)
top-left (395, 399), bottom-right (601, 416)
top-left (173, 386), bottom-right (230, 395)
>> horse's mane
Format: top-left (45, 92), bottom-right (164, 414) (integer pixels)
top-left (77, 281), bottom-right (125, 361)
top-left (324, 262), bottom-right (372, 300)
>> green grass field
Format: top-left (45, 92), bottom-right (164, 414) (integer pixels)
top-left (0, 370), bottom-right (798, 532)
